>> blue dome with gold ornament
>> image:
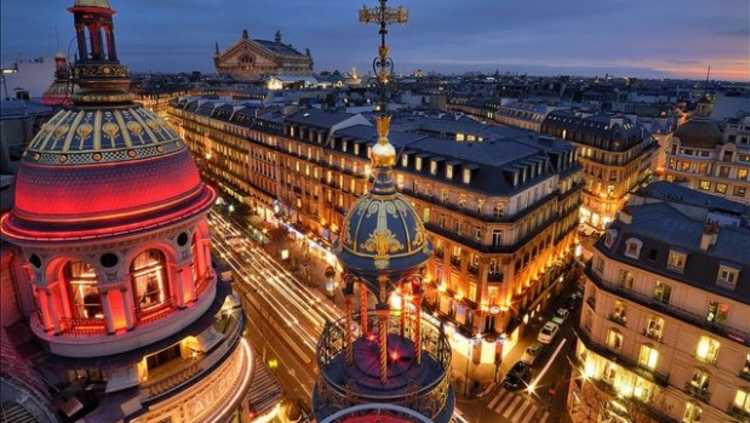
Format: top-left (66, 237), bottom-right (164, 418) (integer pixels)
top-left (335, 115), bottom-right (432, 289)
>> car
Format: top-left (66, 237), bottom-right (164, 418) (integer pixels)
top-left (521, 342), bottom-right (545, 365)
top-left (537, 321), bottom-right (560, 344)
top-left (564, 296), bottom-right (579, 310)
top-left (552, 307), bottom-right (570, 325)
top-left (502, 361), bottom-right (531, 391)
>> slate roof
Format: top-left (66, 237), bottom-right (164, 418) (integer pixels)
top-left (601, 202), bottom-right (750, 304)
top-left (636, 181), bottom-right (750, 216)
top-left (286, 109), bottom-right (355, 129)
top-left (254, 39), bottom-right (306, 57)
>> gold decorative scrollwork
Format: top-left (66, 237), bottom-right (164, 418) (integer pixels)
top-left (361, 228), bottom-right (403, 259)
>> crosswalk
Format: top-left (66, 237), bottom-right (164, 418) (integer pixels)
top-left (486, 388), bottom-right (550, 423)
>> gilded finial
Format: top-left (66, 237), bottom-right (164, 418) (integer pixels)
top-left (359, 0), bottom-right (407, 169)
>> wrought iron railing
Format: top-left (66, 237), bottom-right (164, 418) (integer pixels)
top-left (316, 310), bottom-right (452, 420)
top-left (59, 317), bottom-right (107, 336)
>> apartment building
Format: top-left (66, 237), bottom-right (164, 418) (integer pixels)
top-left (664, 114), bottom-right (750, 205)
top-left (542, 110), bottom-right (658, 231)
top-left (168, 99), bottom-right (583, 384)
top-left (569, 181), bottom-right (750, 423)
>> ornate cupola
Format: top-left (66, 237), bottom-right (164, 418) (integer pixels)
top-left (68, 0), bottom-right (132, 105)
top-left (313, 2), bottom-right (454, 423)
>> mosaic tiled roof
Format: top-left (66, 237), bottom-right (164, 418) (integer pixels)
top-left (24, 106), bottom-right (182, 165)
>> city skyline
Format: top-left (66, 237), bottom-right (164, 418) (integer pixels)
top-left (2, 0), bottom-right (748, 81)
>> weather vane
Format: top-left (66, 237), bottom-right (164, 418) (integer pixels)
top-left (359, 0), bottom-right (408, 116)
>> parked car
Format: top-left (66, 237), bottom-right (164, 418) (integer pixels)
top-left (552, 307), bottom-right (570, 325)
top-left (521, 342), bottom-right (545, 365)
top-left (503, 361), bottom-right (531, 391)
top-left (537, 321), bottom-right (560, 344)
top-left (564, 297), bottom-right (579, 310)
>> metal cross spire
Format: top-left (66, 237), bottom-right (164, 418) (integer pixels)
top-left (359, 0), bottom-right (408, 116)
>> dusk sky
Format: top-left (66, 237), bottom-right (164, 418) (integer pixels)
top-left (2, 0), bottom-right (748, 81)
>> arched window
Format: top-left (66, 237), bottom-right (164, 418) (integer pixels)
top-left (131, 249), bottom-right (170, 315)
top-left (64, 261), bottom-right (103, 320)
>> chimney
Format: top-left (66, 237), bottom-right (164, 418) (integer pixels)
top-left (700, 222), bottom-right (719, 251)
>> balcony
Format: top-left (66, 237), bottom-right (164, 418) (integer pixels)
top-left (487, 272), bottom-right (503, 283)
top-left (31, 278), bottom-right (219, 358)
top-left (468, 265), bottom-right (479, 276)
top-left (608, 313), bottom-right (627, 327)
top-left (585, 263), bottom-right (750, 347)
top-left (684, 382), bottom-right (711, 404)
top-left (728, 405), bottom-right (750, 421)
top-left (59, 317), bottom-right (106, 336)
top-left (450, 256), bottom-right (461, 269)
top-left (641, 328), bottom-right (663, 342)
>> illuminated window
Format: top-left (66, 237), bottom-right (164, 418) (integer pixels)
top-left (695, 336), bottom-right (720, 363)
top-left (611, 301), bottom-right (627, 325)
top-left (667, 250), bottom-right (686, 272)
top-left (617, 269), bottom-right (635, 289)
top-left (682, 402), bottom-right (702, 423)
top-left (705, 302), bottom-right (729, 325)
top-left (638, 344), bottom-right (659, 370)
top-left (717, 265), bottom-right (739, 289)
top-left (715, 183), bottom-right (728, 194)
top-left (65, 261), bottom-right (103, 320)
top-left (131, 249), bottom-right (170, 315)
top-left (401, 154), bottom-right (408, 167)
top-left (689, 368), bottom-right (710, 395)
top-left (645, 316), bottom-right (664, 340)
top-left (446, 164), bottom-right (453, 179)
top-left (430, 160), bottom-right (437, 175)
top-left (396, 174), bottom-right (404, 189)
top-left (738, 168), bottom-right (749, 180)
top-left (624, 238), bottom-right (642, 259)
top-left (653, 281), bottom-right (671, 304)
top-left (606, 328), bottom-right (623, 350)
top-left (468, 282), bottom-right (477, 302)
top-left (699, 180), bottom-right (711, 191)
top-left (456, 133), bottom-right (465, 142)
top-left (463, 168), bottom-right (471, 184)
top-left (415, 157), bottom-right (423, 171)
top-left (735, 389), bottom-right (750, 414)
top-left (604, 229), bottom-right (617, 248)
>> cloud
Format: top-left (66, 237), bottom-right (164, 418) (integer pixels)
top-left (1, 0), bottom-right (746, 81)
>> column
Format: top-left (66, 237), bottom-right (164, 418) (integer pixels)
top-left (378, 306), bottom-right (389, 384)
top-left (36, 288), bottom-right (59, 334)
top-left (100, 289), bottom-right (115, 334)
top-left (344, 289), bottom-right (354, 365)
top-left (45, 289), bottom-right (62, 335)
top-left (75, 25), bottom-right (88, 60)
top-left (175, 265), bottom-right (195, 306)
top-left (413, 287), bottom-right (423, 364)
top-left (105, 25), bottom-right (117, 61)
top-left (120, 284), bottom-right (136, 330)
top-left (359, 281), bottom-right (368, 335)
top-left (377, 274), bottom-right (390, 384)
top-left (89, 24), bottom-right (102, 60)
top-left (399, 281), bottom-right (407, 338)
